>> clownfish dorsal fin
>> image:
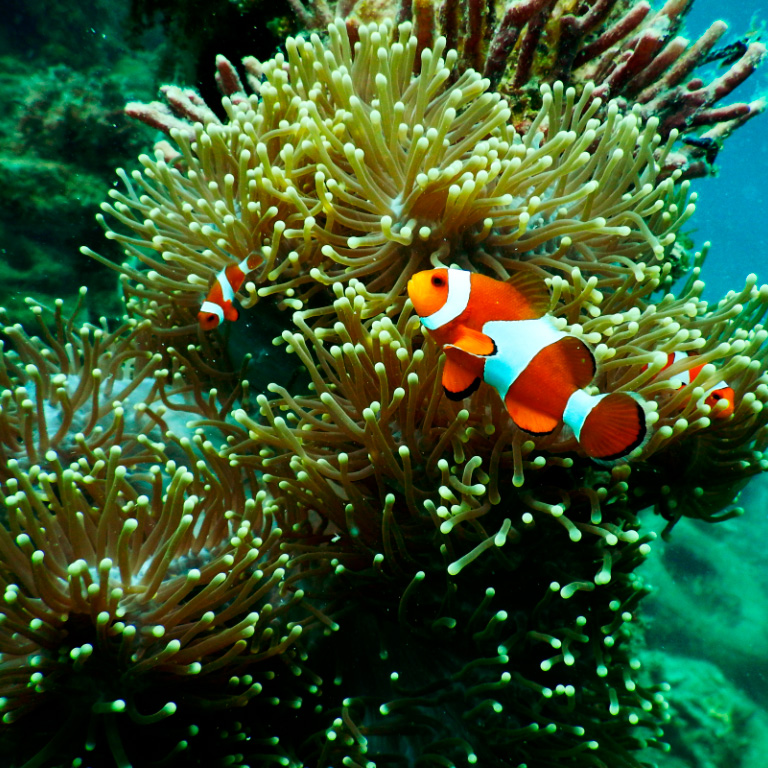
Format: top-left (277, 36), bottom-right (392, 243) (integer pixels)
top-left (442, 347), bottom-right (483, 400)
top-left (445, 326), bottom-right (496, 357)
top-left (503, 270), bottom-right (551, 320)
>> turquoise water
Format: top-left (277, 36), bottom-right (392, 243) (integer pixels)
top-left (684, 0), bottom-right (768, 295)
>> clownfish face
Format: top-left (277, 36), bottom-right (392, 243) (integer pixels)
top-left (197, 299), bottom-right (239, 331)
top-left (407, 269), bottom-right (451, 319)
top-left (705, 386), bottom-right (736, 418)
top-left (197, 309), bottom-right (222, 331)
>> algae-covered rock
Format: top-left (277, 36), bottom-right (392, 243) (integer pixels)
top-left (640, 651), bottom-right (768, 768)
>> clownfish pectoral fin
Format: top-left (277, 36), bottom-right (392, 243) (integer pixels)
top-left (442, 347), bottom-right (483, 400)
top-left (574, 392), bottom-right (647, 462)
top-left (223, 302), bottom-right (239, 323)
top-left (503, 393), bottom-right (559, 435)
top-left (445, 326), bottom-right (496, 357)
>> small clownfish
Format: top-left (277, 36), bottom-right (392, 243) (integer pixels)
top-left (407, 268), bottom-right (648, 463)
top-left (197, 252), bottom-right (263, 330)
top-left (646, 350), bottom-right (735, 419)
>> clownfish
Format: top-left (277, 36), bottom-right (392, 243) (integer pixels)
top-left (197, 252), bottom-right (263, 330)
top-left (407, 268), bottom-right (648, 463)
top-left (646, 350), bottom-right (735, 418)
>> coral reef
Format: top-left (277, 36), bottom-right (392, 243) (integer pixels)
top-left (637, 475), bottom-right (768, 768)
top-left (1, 4), bottom-right (767, 767)
top-left (283, 0), bottom-right (766, 178)
top-left (640, 501), bottom-right (768, 705)
top-left (0, 0), bottom-right (295, 330)
top-left (638, 651), bottom-right (768, 768)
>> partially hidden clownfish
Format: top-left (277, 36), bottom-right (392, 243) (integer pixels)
top-left (197, 252), bottom-right (263, 330)
top-left (407, 268), bottom-right (648, 463)
top-left (645, 350), bottom-right (735, 419)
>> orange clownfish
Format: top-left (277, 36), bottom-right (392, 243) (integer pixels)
top-left (647, 351), bottom-right (735, 418)
top-left (407, 268), bottom-right (648, 463)
top-left (197, 253), bottom-right (262, 330)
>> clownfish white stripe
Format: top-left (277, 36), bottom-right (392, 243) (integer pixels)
top-left (408, 267), bottom-right (649, 462)
top-left (216, 270), bottom-right (236, 303)
top-left (200, 301), bottom-right (225, 325)
top-left (482, 316), bottom-right (567, 397)
top-left (421, 269), bottom-right (471, 330)
top-left (237, 256), bottom-right (252, 274)
top-left (666, 351), bottom-right (692, 387)
top-left (666, 352), bottom-right (728, 393)
top-left (563, 390), bottom-right (606, 441)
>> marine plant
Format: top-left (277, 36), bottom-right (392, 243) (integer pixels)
top-left (1, 2), bottom-right (766, 766)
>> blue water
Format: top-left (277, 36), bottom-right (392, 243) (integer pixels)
top-left (684, 0), bottom-right (768, 296)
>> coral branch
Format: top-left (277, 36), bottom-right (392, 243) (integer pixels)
top-left (484, 0), bottom-right (551, 84)
top-left (214, 54), bottom-right (246, 100)
top-left (571, 2), bottom-right (652, 70)
top-left (511, 0), bottom-right (556, 87)
top-left (641, 41), bottom-right (766, 134)
top-left (634, 21), bottom-right (727, 103)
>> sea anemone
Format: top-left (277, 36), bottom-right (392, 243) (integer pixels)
top-left (0, 444), bottom-right (309, 765)
top-left (0, 293), bottom-right (247, 485)
top-left (1, 10), bottom-right (764, 767)
top-left (86, 20), bottom-right (693, 329)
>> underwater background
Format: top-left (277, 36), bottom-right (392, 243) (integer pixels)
top-left (1, 0), bottom-right (768, 766)
top-left (641, 2), bottom-right (768, 767)
top-left (684, 0), bottom-right (767, 291)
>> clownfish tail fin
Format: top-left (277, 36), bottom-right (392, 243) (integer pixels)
top-left (565, 391), bottom-right (648, 463)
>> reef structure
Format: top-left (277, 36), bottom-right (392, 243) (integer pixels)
top-left (1, 3), bottom-right (767, 766)
top-left (285, 0), bottom-right (766, 179)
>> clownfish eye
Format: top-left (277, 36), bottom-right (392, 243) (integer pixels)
top-left (711, 392), bottom-right (722, 400)
top-left (431, 275), bottom-right (446, 288)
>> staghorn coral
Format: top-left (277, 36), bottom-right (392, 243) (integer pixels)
top-left (2, 11), bottom-right (768, 768)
